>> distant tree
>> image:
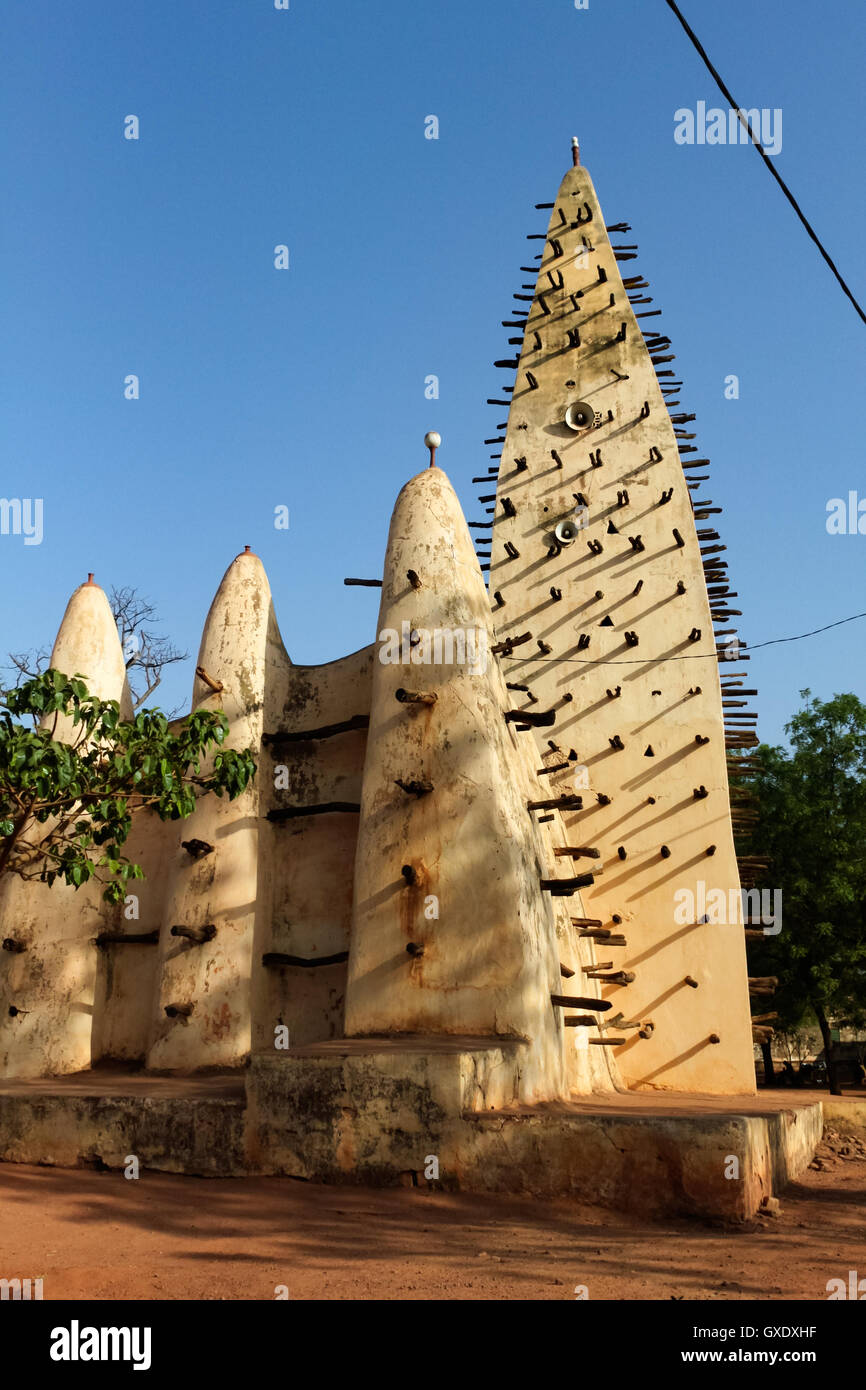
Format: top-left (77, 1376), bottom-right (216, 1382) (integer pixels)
top-left (109, 586), bottom-right (188, 710)
top-left (0, 671), bottom-right (255, 903)
top-left (740, 691), bottom-right (866, 1095)
top-left (7, 586), bottom-right (188, 713)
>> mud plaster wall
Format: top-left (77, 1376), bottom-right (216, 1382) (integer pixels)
top-left (344, 467), bottom-right (620, 1102)
top-left (250, 645), bottom-right (375, 1052)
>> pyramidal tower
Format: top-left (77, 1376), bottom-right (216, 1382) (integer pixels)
top-left (481, 139), bottom-right (755, 1092)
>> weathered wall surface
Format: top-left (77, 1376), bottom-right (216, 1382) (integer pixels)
top-left (146, 550), bottom-right (283, 1071)
top-left (245, 1046), bottom-right (819, 1218)
top-left (0, 1073), bottom-right (246, 1175)
top-left (251, 645), bottom-right (375, 1052)
top-left (90, 809), bottom-right (176, 1063)
top-left (0, 1057), bottom-right (821, 1219)
top-left (0, 556), bottom-right (377, 1077)
top-left (486, 163), bottom-right (755, 1094)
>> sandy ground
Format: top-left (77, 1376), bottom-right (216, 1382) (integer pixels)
top-left (1, 1118), bottom-right (864, 1301)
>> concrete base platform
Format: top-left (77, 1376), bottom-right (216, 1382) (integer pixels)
top-left (0, 1068), bottom-right (246, 1177)
top-left (0, 1043), bottom-right (823, 1221)
top-left (247, 1040), bottom-right (822, 1221)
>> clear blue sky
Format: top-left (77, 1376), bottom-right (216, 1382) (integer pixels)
top-left (2, 0), bottom-right (864, 742)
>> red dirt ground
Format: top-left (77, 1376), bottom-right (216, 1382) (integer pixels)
top-left (1, 1105), bottom-right (864, 1302)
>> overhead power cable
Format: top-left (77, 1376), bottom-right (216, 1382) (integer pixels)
top-left (664, 0), bottom-right (866, 327)
top-left (502, 610), bottom-right (866, 666)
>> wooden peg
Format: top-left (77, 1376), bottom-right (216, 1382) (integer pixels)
top-left (395, 778), bottom-right (434, 797)
top-left (196, 666), bottom-right (224, 693)
top-left (182, 838), bottom-right (214, 861)
top-left (540, 875), bottom-right (596, 896)
top-left (170, 925), bottom-right (217, 945)
top-left (551, 994), bottom-right (612, 1011)
top-left (395, 689), bottom-right (437, 706)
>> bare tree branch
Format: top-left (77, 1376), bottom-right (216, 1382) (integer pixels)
top-left (7, 648), bottom-right (51, 684)
top-left (5, 588), bottom-right (188, 717)
top-left (110, 586), bottom-right (188, 713)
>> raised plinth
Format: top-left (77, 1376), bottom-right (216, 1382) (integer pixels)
top-left (247, 1041), bottom-right (820, 1220)
top-left (0, 1046), bottom-right (821, 1220)
top-left (0, 1067), bottom-right (246, 1176)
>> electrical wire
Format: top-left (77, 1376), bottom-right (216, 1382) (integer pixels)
top-left (664, 0), bottom-right (866, 327)
top-left (502, 610), bottom-right (866, 665)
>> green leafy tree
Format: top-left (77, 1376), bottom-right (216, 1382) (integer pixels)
top-left (0, 670), bottom-right (256, 904)
top-left (740, 691), bottom-right (866, 1095)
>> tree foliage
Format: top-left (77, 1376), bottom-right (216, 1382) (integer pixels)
top-left (0, 670), bottom-right (255, 903)
top-left (740, 691), bottom-right (866, 1092)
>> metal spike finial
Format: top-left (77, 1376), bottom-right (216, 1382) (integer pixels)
top-left (571, 136), bottom-right (580, 167)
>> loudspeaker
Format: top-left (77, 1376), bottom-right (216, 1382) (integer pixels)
top-left (564, 400), bottom-right (598, 433)
top-left (554, 518), bottom-right (581, 545)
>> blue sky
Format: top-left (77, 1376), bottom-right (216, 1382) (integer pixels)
top-left (2, 0), bottom-right (864, 742)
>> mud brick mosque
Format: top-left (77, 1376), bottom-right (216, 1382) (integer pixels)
top-left (0, 143), bottom-right (820, 1218)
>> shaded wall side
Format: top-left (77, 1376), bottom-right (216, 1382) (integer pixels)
top-left (90, 810), bottom-right (177, 1062)
top-left (344, 467), bottom-right (613, 1100)
top-left (251, 645), bottom-right (375, 1052)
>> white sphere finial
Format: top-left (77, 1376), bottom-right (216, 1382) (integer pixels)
top-left (424, 431), bottom-right (441, 467)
